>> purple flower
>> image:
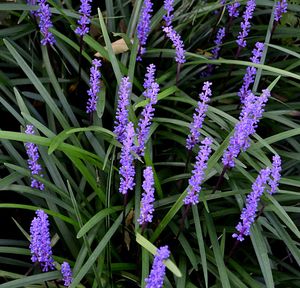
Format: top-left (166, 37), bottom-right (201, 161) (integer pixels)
top-left (75, 0), bottom-right (92, 36)
top-left (233, 167), bottom-right (271, 241)
top-left (268, 155), bottom-right (281, 194)
top-left (138, 167), bottom-right (155, 225)
top-left (236, 0), bottom-right (256, 48)
top-left (227, 1), bottom-right (240, 18)
top-left (211, 27), bottom-right (226, 60)
top-left (274, 0), bottom-right (288, 22)
top-left (184, 137), bottom-right (213, 205)
top-left (238, 42), bottom-right (264, 103)
top-left (61, 262), bottom-right (73, 287)
top-left (163, 0), bottom-right (175, 27)
top-left (137, 0), bottom-right (153, 61)
top-left (30, 210), bottom-right (54, 271)
top-left (37, 0), bottom-right (55, 45)
top-left (222, 89), bottom-right (270, 168)
top-left (114, 77), bottom-right (132, 142)
top-left (27, 0), bottom-right (38, 15)
top-left (86, 59), bottom-right (102, 114)
top-left (136, 64), bottom-right (159, 156)
top-left (25, 125), bottom-right (44, 191)
top-left (119, 122), bottom-right (135, 195)
top-left (145, 246), bottom-right (170, 288)
top-left (163, 26), bottom-right (186, 64)
top-left (186, 82), bottom-right (212, 150)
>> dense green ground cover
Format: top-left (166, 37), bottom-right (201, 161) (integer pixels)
top-left (0, 0), bottom-right (300, 287)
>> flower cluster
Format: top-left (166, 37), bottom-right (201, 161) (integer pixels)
top-left (75, 0), bottom-right (92, 36)
top-left (25, 125), bottom-right (45, 191)
top-left (137, 0), bottom-right (153, 61)
top-left (136, 64), bottom-right (159, 156)
top-left (186, 82), bottom-right (212, 150)
top-left (232, 167), bottom-right (271, 241)
top-left (236, 0), bottom-right (256, 48)
top-left (227, 0), bottom-right (240, 18)
top-left (114, 77), bottom-right (132, 142)
top-left (138, 167), bottom-right (155, 225)
top-left (163, 0), bottom-right (175, 27)
top-left (145, 246), bottom-right (170, 288)
top-left (86, 59), bottom-right (102, 114)
top-left (119, 122), bottom-right (136, 195)
top-left (268, 155), bottom-right (281, 195)
top-left (233, 155), bottom-right (281, 241)
top-left (30, 210), bottom-right (54, 271)
top-left (163, 26), bottom-right (186, 64)
top-left (37, 0), bottom-right (55, 45)
top-left (184, 137), bottom-right (213, 205)
top-left (61, 262), bottom-right (73, 287)
top-left (274, 0), bottom-right (288, 22)
top-left (211, 27), bottom-right (226, 60)
top-left (238, 42), bottom-right (264, 103)
top-left (222, 89), bottom-right (270, 168)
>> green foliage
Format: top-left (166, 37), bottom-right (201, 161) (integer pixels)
top-left (0, 0), bottom-right (300, 287)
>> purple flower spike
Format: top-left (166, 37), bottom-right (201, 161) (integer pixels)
top-left (145, 246), bottom-right (170, 288)
top-left (37, 0), bottom-right (55, 45)
top-left (114, 77), bottom-right (132, 143)
top-left (238, 42), bottom-right (264, 103)
top-left (211, 27), bottom-right (226, 60)
top-left (233, 167), bottom-right (271, 241)
top-left (163, 0), bottom-right (175, 27)
top-left (136, 64), bottom-right (159, 156)
top-left (119, 122), bottom-right (135, 195)
top-left (75, 0), bottom-right (92, 36)
top-left (186, 82), bottom-right (212, 150)
top-left (86, 59), bottom-right (102, 114)
top-left (25, 125), bottom-right (44, 191)
top-left (137, 0), bottom-right (153, 61)
top-left (236, 0), bottom-right (256, 48)
top-left (184, 137), bottom-right (213, 205)
top-left (61, 262), bottom-right (73, 287)
top-left (163, 26), bottom-right (186, 64)
top-left (274, 0), bottom-right (288, 22)
top-left (138, 167), bottom-right (155, 225)
top-left (268, 155), bottom-right (281, 194)
top-left (27, 0), bottom-right (38, 16)
top-left (227, 1), bottom-right (241, 18)
top-left (222, 89), bottom-right (270, 168)
top-left (30, 210), bottom-right (54, 271)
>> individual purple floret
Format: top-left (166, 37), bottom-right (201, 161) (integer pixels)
top-left (137, 0), bottom-right (153, 61)
top-left (184, 137), bottom-right (213, 205)
top-left (163, 0), bottom-right (175, 27)
top-left (30, 210), bottom-right (54, 271)
top-left (61, 262), bottom-right (73, 287)
top-left (75, 0), bottom-right (92, 36)
top-left (186, 82), bottom-right (212, 150)
top-left (136, 64), bottom-right (159, 156)
top-left (232, 166), bottom-right (271, 241)
top-left (238, 42), bottom-right (264, 103)
top-left (119, 122), bottom-right (135, 195)
top-left (163, 25), bottom-right (186, 64)
top-left (37, 0), bottom-right (55, 45)
top-left (25, 125), bottom-right (44, 191)
top-left (211, 27), bottom-right (226, 60)
top-left (114, 77), bottom-right (132, 142)
top-left (222, 89), bottom-right (270, 168)
top-left (274, 0), bottom-right (288, 22)
top-left (86, 59), bottom-right (102, 114)
top-left (236, 0), bottom-right (256, 48)
top-left (145, 245), bottom-right (170, 288)
top-left (268, 155), bottom-right (281, 194)
top-left (138, 167), bottom-right (155, 225)
top-left (227, 0), bottom-right (241, 18)
top-left (27, 0), bottom-right (38, 15)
